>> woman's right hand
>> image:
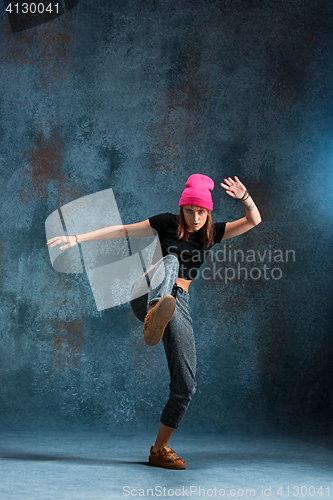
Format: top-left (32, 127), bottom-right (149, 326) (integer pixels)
top-left (46, 235), bottom-right (78, 251)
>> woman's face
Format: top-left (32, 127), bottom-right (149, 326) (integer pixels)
top-left (183, 205), bottom-right (208, 232)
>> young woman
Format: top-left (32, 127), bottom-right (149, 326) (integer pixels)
top-left (47, 174), bottom-right (262, 470)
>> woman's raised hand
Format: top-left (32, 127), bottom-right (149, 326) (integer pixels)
top-left (220, 176), bottom-right (246, 199)
top-left (46, 235), bottom-right (77, 251)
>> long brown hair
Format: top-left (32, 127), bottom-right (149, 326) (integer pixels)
top-left (177, 207), bottom-right (215, 249)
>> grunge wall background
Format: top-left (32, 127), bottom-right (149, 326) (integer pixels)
top-left (0, 0), bottom-right (332, 433)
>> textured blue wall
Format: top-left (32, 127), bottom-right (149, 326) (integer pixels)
top-left (0, 0), bottom-right (333, 433)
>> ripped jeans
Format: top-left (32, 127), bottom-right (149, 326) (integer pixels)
top-left (130, 255), bottom-right (196, 429)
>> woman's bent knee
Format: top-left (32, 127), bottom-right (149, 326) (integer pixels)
top-left (163, 254), bottom-right (179, 266)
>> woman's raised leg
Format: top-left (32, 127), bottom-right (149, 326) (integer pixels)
top-left (143, 255), bottom-right (180, 346)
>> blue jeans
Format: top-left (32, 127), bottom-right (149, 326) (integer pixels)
top-left (130, 255), bottom-right (196, 429)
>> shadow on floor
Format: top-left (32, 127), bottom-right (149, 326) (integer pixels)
top-left (0, 447), bottom-right (324, 468)
top-left (0, 451), bottom-right (151, 467)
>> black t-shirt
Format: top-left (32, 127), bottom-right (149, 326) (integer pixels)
top-left (149, 213), bottom-right (226, 280)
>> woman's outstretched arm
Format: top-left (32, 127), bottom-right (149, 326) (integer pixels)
top-left (46, 219), bottom-right (152, 251)
top-left (220, 176), bottom-right (262, 240)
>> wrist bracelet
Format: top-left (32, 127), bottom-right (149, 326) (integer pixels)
top-left (75, 235), bottom-right (79, 244)
top-left (239, 190), bottom-right (250, 201)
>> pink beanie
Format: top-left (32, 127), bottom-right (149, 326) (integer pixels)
top-left (179, 174), bottom-right (214, 211)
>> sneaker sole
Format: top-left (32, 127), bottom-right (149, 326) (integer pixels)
top-left (149, 456), bottom-right (186, 470)
top-left (144, 295), bottom-right (176, 346)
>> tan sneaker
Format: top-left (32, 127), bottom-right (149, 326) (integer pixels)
top-left (143, 295), bottom-right (176, 346)
top-left (149, 446), bottom-right (186, 469)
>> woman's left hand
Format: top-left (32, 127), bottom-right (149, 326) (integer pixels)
top-left (220, 176), bottom-right (247, 199)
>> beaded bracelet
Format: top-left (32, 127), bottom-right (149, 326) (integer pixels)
top-left (75, 235), bottom-right (79, 244)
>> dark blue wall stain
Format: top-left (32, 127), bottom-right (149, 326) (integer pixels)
top-left (0, 0), bottom-right (333, 434)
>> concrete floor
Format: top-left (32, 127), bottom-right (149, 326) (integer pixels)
top-left (0, 429), bottom-right (333, 500)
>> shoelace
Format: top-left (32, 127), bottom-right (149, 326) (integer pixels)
top-left (157, 447), bottom-right (182, 462)
top-left (171, 284), bottom-right (184, 299)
